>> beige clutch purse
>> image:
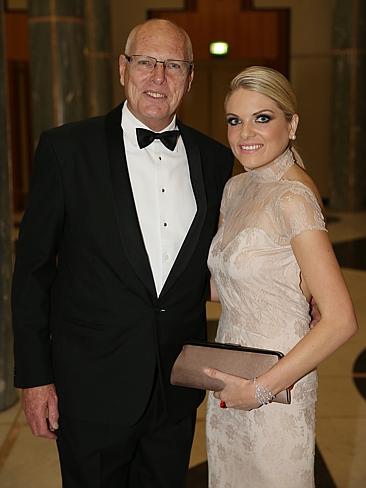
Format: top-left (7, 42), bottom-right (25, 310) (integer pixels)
top-left (170, 341), bottom-right (291, 404)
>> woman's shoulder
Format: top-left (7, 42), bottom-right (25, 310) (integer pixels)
top-left (273, 166), bottom-right (327, 239)
top-left (282, 164), bottom-right (323, 204)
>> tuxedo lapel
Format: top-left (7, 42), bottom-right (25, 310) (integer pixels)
top-left (160, 122), bottom-right (208, 297)
top-left (105, 105), bottom-right (156, 296)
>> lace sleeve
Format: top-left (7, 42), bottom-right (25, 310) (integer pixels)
top-left (275, 184), bottom-right (327, 243)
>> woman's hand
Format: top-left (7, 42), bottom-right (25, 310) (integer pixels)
top-left (204, 368), bottom-right (261, 410)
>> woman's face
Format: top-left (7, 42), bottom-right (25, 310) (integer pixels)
top-left (225, 88), bottom-right (298, 170)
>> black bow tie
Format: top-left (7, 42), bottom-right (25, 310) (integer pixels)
top-left (136, 128), bottom-right (180, 151)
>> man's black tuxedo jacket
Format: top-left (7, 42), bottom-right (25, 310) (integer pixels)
top-left (12, 104), bottom-right (233, 425)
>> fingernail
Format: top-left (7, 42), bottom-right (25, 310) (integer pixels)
top-left (219, 400), bottom-right (227, 409)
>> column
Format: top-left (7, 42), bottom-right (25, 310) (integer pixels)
top-left (84, 0), bottom-right (113, 116)
top-left (28, 0), bottom-right (86, 147)
top-left (330, 0), bottom-right (366, 210)
top-left (0, 1), bottom-right (17, 411)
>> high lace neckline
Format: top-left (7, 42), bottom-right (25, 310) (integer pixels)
top-left (246, 147), bottom-right (295, 182)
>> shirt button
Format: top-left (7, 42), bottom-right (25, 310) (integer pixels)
top-left (162, 188), bottom-right (165, 193)
top-left (163, 222), bottom-right (167, 227)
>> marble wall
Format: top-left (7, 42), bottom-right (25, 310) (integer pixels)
top-left (330, 0), bottom-right (366, 210)
top-left (28, 0), bottom-right (86, 146)
top-left (0, 1), bottom-right (17, 411)
top-left (28, 0), bottom-right (113, 145)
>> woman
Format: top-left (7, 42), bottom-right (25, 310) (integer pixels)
top-left (205, 66), bottom-right (357, 487)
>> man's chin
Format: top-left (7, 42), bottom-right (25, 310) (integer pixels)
top-left (143, 105), bottom-right (169, 119)
top-left (142, 111), bottom-right (173, 128)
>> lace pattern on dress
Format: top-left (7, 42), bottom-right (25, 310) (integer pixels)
top-left (206, 148), bottom-right (325, 487)
top-left (219, 149), bottom-right (327, 249)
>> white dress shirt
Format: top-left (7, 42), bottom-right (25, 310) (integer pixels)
top-left (122, 102), bottom-right (197, 296)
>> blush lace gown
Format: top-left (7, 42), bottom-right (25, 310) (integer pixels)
top-left (206, 148), bottom-right (327, 488)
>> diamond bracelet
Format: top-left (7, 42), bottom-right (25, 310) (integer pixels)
top-left (253, 377), bottom-right (275, 405)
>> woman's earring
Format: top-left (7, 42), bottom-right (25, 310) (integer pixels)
top-left (290, 134), bottom-right (296, 140)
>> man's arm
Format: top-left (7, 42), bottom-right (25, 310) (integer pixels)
top-left (12, 133), bottom-right (64, 437)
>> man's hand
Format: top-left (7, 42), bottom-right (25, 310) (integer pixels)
top-left (21, 384), bottom-right (59, 440)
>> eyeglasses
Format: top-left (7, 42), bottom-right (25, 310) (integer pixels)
top-left (124, 54), bottom-right (193, 76)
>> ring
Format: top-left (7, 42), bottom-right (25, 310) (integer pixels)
top-left (219, 400), bottom-right (227, 409)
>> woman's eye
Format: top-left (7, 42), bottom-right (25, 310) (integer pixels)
top-left (256, 114), bottom-right (271, 123)
top-left (227, 117), bottom-right (241, 126)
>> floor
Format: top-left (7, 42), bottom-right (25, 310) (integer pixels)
top-left (0, 210), bottom-right (365, 487)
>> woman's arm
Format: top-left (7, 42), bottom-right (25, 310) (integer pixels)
top-left (258, 229), bottom-right (357, 395)
top-left (206, 229), bottom-right (357, 409)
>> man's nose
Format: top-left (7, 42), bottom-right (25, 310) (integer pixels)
top-left (151, 62), bottom-right (166, 84)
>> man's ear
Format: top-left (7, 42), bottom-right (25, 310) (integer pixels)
top-left (186, 67), bottom-right (194, 93)
top-left (118, 54), bottom-right (127, 87)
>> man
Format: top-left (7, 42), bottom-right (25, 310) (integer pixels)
top-left (12, 19), bottom-right (233, 487)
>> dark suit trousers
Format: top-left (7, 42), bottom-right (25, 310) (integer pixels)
top-left (56, 383), bottom-right (196, 488)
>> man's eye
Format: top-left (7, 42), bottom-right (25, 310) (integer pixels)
top-left (166, 61), bottom-right (181, 70)
top-left (256, 114), bottom-right (271, 123)
top-left (227, 117), bottom-right (241, 126)
top-left (138, 59), bottom-right (153, 67)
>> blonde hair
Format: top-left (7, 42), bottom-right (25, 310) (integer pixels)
top-left (226, 66), bottom-right (304, 167)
